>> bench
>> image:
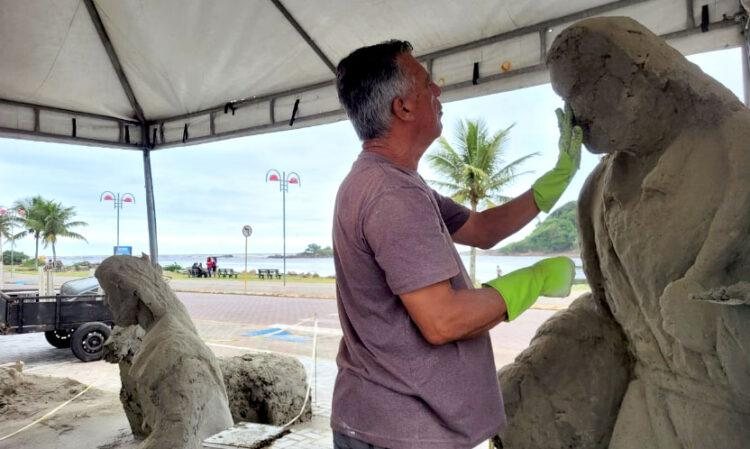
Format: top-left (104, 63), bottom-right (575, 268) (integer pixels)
top-left (257, 268), bottom-right (269, 279)
top-left (218, 268), bottom-right (239, 278)
top-left (269, 269), bottom-right (282, 279)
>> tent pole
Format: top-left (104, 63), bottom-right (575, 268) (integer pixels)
top-left (743, 20), bottom-right (750, 107)
top-left (142, 137), bottom-right (159, 265)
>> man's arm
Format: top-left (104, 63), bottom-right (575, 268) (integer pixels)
top-left (449, 105), bottom-right (582, 249)
top-left (451, 189), bottom-right (539, 249)
top-left (400, 281), bottom-right (507, 345)
top-left (401, 257), bottom-right (575, 345)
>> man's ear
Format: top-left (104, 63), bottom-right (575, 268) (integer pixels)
top-left (392, 96), bottom-right (415, 122)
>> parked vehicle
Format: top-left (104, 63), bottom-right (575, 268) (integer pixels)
top-left (0, 277), bottom-right (112, 362)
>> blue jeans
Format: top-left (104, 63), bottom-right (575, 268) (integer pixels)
top-left (333, 432), bottom-right (388, 449)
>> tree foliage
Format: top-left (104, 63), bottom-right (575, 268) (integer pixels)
top-left (2, 250), bottom-right (29, 265)
top-left (6, 197), bottom-right (88, 263)
top-left (427, 119), bottom-right (538, 282)
top-left (500, 201), bottom-right (579, 254)
top-left (300, 243), bottom-right (333, 257)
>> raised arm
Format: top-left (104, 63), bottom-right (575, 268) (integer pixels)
top-left (452, 105), bottom-right (582, 249)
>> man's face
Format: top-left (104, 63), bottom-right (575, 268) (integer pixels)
top-left (398, 53), bottom-right (443, 144)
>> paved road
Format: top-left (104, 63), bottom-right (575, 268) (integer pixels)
top-left (1, 291), bottom-right (555, 372)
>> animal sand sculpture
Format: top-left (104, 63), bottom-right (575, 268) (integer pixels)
top-left (497, 17), bottom-right (750, 449)
top-left (96, 255), bottom-right (233, 449)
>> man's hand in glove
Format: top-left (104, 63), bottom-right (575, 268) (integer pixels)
top-left (483, 257), bottom-right (575, 321)
top-left (532, 104), bottom-right (583, 212)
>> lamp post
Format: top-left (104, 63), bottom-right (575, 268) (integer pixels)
top-left (100, 191), bottom-right (135, 250)
top-left (0, 206), bottom-right (26, 281)
top-left (266, 169), bottom-right (301, 286)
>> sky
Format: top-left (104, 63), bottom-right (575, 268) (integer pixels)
top-left (0, 47), bottom-right (743, 258)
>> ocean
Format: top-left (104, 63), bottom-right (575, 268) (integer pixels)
top-left (58, 253), bottom-right (585, 281)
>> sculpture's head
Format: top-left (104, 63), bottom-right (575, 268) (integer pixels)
top-left (548, 17), bottom-right (742, 155)
top-left (95, 255), bottom-right (170, 328)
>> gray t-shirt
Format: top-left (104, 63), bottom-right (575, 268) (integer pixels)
top-left (331, 152), bottom-right (506, 449)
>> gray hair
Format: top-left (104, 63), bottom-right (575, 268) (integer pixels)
top-left (336, 40), bottom-right (414, 140)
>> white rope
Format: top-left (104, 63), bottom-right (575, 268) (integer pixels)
top-left (0, 384), bottom-right (93, 442)
top-left (281, 314), bottom-right (318, 430)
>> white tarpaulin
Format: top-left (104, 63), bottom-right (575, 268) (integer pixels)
top-left (0, 0), bottom-right (744, 149)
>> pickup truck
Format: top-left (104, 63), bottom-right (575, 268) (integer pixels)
top-left (0, 277), bottom-right (113, 362)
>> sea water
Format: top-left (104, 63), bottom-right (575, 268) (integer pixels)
top-left (58, 253), bottom-right (585, 281)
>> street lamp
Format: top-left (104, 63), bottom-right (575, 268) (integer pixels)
top-left (100, 191), bottom-right (135, 250)
top-left (266, 169), bottom-right (301, 286)
top-left (0, 206), bottom-right (26, 281)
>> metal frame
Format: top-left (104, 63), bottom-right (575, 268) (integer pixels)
top-left (269, 0), bottom-right (337, 74)
top-left (82, 0), bottom-right (146, 123)
top-left (150, 0), bottom-right (745, 148)
top-left (0, 0), bottom-right (746, 266)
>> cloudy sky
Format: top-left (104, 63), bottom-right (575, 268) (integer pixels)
top-left (0, 47), bottom-right (742, 258)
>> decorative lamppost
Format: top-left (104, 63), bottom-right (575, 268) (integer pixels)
top-left (100, 191), bottom-right (135, 250)
top-left (0, 206), bottom-right (26, 281)
top-left (265, 169), bottom-right (301, 286)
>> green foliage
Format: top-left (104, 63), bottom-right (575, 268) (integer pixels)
top-left (8, 196), bottom-right (87, 263)
top-left (72, 261), bottom-right (92, 271)
top-left (500, 201), bottom-right (579, 254)
top-left (300, 243), bottom-right (333, 257)
top-left (427, 118), bottom-right (538, 282)
top-left (427, 119), bottom-right (538, 210)
top-left (162, 262), bottom-right (183, 272)
top-left (2, 250), bottom-right (29, 265)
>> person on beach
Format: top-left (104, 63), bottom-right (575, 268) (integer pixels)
top-left (331, 40), bottom-right (582, 449)
top-left (206, 257), bottom-right (215, 277)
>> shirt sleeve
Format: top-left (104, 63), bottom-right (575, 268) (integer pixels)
top-left (430, 190), bottom-right (471, 234)
top-left (362, 187), bottom-right (460, 295)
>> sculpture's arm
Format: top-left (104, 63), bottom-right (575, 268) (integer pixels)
top-left (496, 293), bottom-right (631, 449)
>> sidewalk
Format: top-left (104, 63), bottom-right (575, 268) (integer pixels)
top-left (2, 271), bottom-right (587, 310)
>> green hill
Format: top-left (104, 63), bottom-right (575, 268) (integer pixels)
top-left (497, 201), bottom-right (579, 254)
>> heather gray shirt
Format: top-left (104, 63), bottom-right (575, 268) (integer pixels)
top-left (331, 152), bottom-right (506, 449)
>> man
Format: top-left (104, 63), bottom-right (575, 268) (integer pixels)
top-left (332, 40), bottom-right (582, 449)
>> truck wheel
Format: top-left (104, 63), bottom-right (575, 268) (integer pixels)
top-left (71, 322), bottom-right (111, 362)
top-left (44, 330), bottom-right (72, 349)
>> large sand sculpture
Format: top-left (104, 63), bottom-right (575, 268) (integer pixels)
top-left (497, 17), bottom-right (750, 448)
top-left (96, 255), bottom-right (233, 449)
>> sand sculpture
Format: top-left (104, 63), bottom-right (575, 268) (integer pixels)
top-left (497, 17), bottom-right (750, 448)
top-left (219, 352), bottom-right (311, 425)
top-left (96, 255), bottom-right (233, 449)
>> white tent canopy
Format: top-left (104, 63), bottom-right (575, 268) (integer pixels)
top-left (1, 0), bottom-right (746, 258)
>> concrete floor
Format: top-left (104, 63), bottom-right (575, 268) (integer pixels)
top-left (0, 290), bottom-right (562, 448)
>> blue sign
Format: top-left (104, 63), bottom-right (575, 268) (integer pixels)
top-left (113, 246), bottom-right (132, 256)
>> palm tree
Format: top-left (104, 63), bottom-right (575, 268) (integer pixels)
top-left (13, 196), bottom-right (47, 268)
top-left (427, 119), bottom-right (538, 283)
top-left (39, 201), bottom-right (88, 262)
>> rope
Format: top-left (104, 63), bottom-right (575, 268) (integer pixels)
top-left (281, 314), bottom-right (318, 429)
top-left (0, 384), bottom-right (93, 442)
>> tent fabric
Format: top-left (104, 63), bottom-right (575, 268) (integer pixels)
top-left (0, 0), bottom-right (744, 150)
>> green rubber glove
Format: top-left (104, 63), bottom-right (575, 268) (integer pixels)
top-left (482, 257), bottom-right (575, 321)
top-left (532, 104), bottom-right (583, 212)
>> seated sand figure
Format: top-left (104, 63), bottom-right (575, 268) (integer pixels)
top-left (95, 255), bottom-right (233, 449)
top-left (496, 17), bottom-right (750, 449)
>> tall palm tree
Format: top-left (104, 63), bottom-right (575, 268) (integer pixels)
top-left (427, 119), bottom-right (538, 284)
top-left (39, 201), bottom-right (88, 262)
top-left (0, 212), bottom-right (11, 264)
top-left (13, 196), bottom-right (47, 268)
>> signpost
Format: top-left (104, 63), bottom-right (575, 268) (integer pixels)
top-left (242, 225), bottom-right (252, 293)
